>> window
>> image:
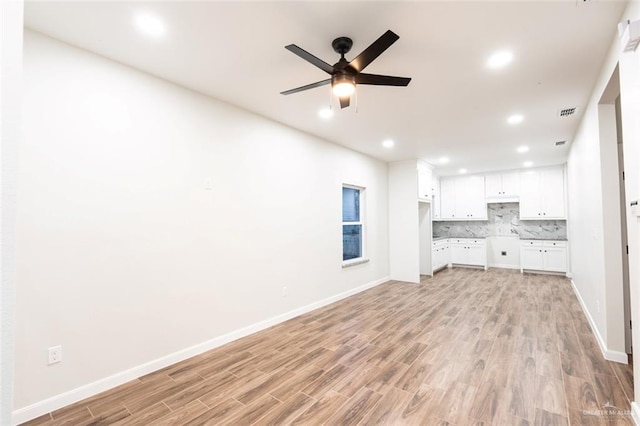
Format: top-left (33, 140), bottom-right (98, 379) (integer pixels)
top-left (342, 185), bottom-right (364, 262)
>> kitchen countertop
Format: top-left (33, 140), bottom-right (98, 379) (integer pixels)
top-left (433, 236), bottom-right (487, 240)
top-left (433, 236), bottom-right (567, 241)
top-left (519, 237), bottom-right (568, 241)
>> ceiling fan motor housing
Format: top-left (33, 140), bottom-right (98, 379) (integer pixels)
top-left (332, 37), bottom-right (353, 56)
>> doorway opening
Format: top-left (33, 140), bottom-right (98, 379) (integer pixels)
top-left (599, 64), bottom-right (632, 358)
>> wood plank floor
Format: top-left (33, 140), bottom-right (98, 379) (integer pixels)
top-left (22, 268), bottom-right (634, 425)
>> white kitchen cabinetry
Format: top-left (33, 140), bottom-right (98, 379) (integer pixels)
top-left (519, 167), bottom-right (566, 219)
top-left (432, 175), bottom-right (441, 220)
top-left (439, 175), bottom-right (487, 220)
top-left (449, 238), bottom-right (487, 269)
top-left (440, 177), bottom-right (456, 219)
top-left (432, 239), bottom-right (450, 272)
top-left (417, 161), bottom-right (433, 202)
top-left (520, 240), bottom-right (567, 273)
top-left (485, 171), bottom-right (520, 201)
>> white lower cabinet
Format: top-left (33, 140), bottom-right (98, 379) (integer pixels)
top-left (449, 238), bottom-right (487, 269)
top-left (520, 240), bottom-right (567, 273)
top-left (432, 239), bottom-right (450, 272)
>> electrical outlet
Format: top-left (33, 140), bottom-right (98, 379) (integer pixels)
top-left (501, 251), bottom-right (507, 256)
top-left (282, 287), bottom-right (288, 298)
top-left (48, 346), bottom-right (62, 365)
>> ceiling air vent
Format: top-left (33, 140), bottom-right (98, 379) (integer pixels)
top-left (555, 140), bottom-right (567, 146)
top-left (558, 107), bottom-right (578, 118)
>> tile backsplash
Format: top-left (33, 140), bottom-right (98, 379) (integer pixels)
top-left (433, 203), bottom-right (567, 240)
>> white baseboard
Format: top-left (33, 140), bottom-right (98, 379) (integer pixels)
top-left (12, 276), bottom-right (389, 425)
top-left (570, 280), bottom-right (629, 364)
top-left (632, 402), bottom-right (640, 426)
top-left (487, 263), bottom-right (520, 270)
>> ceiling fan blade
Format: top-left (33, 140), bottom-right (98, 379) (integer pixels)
top-left (355, 73), bottom-right (411, 86)
top-left (285, 44), bottom-right (335, 74)
top-left (339, 96), bottom-right (350, 109)
top-left (348, 30), bottom-right (399, 73)
top-left (280, 79), bottom-right (331, 95)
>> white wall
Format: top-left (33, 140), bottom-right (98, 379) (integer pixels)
top-left (597, 104), bottom-right (625, 354)
top-left (487, 236), bottom-right (520, 269)
top-left (568, 0), bottom-right (640, 419)
top-left (388, 161), bottom-right (419, 283)
top-left (617, 3), bottom-right (640, 419)
top-left (418, 202), bottom-right (431, 276)
top-left (1, 2), bottom-right (23, 424)
top-left (15, 31), bottom-right (389, 420)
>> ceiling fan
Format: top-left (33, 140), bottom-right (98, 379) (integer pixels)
top-left (281, 30), bottom-right (411, 109)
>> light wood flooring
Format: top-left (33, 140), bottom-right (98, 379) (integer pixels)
top-left (23, 268), bottom-right (634, 425)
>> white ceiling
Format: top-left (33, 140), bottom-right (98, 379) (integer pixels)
top-left (24, 1), bottom-right (627, 176)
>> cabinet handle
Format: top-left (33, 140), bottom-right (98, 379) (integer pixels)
top-left (543, 213), bottom-right (546, 216)
top-left (539, 250), bottom-right (542, 252)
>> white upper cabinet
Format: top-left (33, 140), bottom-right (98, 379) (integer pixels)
top-left (519, 166), bottom-right (566, 219)
top-left (501, 172), bottom-right (520, 196)
top-left (432, 175), bottom-right (441, 219)
top-left (459, 175), bottom-right (487, 218)
top-left (417, 161), bottom-right (433, 201)
top-left (440, 177), bottom-right (457, 219)
top-left (439, 175), bottom-right (487, 220)
top-left (485, 171), bottom-right (520, 200)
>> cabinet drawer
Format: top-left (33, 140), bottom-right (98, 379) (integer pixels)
top-left (521, 240), bottom-right (543, 247)
top-left (543, 241), bottom-right (567, 248)
top-left (451, 238), bottom-right (485, 246)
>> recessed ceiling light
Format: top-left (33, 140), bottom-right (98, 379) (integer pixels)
top-left (487, 51), bottom-right (513, 68)
top-left (135, 13), bottom-right (166, 37)
top-left (517, 146), bottom-right (530, 153)
top-left (439, 156), bottom-right (450, 164)
top-left (318, 107), bottom-right (334, 119)
top-left (508, 114), bottom-right (524, 125)
top-left (382, 139), bottom-right (395, 148)
top-left (459, 168), bottom-right (467, 174)
top-left (523, 161), bottom-right (533, 167)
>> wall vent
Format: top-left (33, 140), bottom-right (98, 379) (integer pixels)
top-left (555, 140), bottom-right (566, 146)
top-left (558, 107), bottom-right (578, 117)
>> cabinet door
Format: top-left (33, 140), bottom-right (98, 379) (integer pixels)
top-left (501, 172), bottom-right (520, 197)
top-left (485, 174), bottom-right (503, 197)
top-left (417, 166), bottom-right (432, 200)
top-left (521, 246), bottom-right (544, 270)
top-left (432, 176), bottom-right (441, 219)
top-left (541, 168), bottom-right (565, 218)
top-left (461, 175), bottom-right (487, 219)
top-left (467, 244), bottom-right (486, 266)
top-left (519, 170), bottom-right (542, 219)
top-left (544, 247), bottom-right (567, 272)
top-left (442, 244), bottom-right (450, 266)
top-left (440, 177), bottom-right (457, 219)
top-left (432, 248), bottom-right (439, 270)
top-left (450, 243), bottom-right (467, 264)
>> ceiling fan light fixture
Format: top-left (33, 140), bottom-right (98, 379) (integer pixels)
top-left (332, 75), bottom-right (356, 98)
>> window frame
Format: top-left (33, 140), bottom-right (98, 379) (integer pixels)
top-left (342, 184), bottom-right (368, 267)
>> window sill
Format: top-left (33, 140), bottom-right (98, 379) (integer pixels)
top-left (342, 258), bottom-right (370, 268)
